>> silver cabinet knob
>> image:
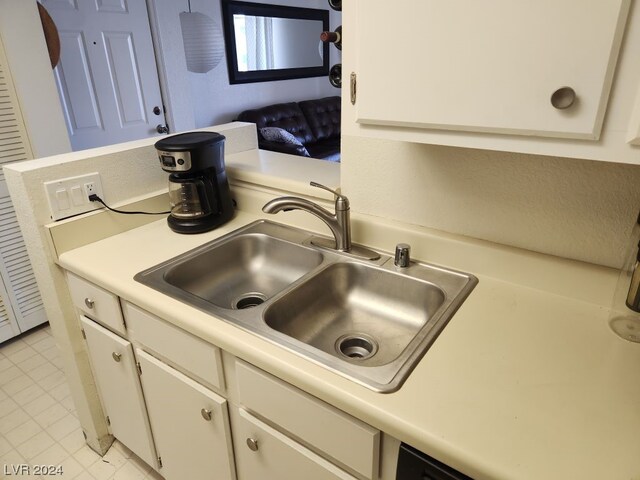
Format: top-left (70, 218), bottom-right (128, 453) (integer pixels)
top-left (246, 438), bottom-right (259, 451)
top-left (112, 352), bottom-right (121, 362)
top-left (550, 87), bottom-right (576, 109)
top-left (84, 298), bottom-right (95, 309)
top-left (201, 408), bottom-right (212, 421)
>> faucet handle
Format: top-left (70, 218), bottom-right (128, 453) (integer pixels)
top-left (310, 182), bottom-right (349, 210)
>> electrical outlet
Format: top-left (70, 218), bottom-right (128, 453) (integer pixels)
top-left (84, 182), bottom-right (97, 200)
top-left (44, 173), bottom-right (104, 221)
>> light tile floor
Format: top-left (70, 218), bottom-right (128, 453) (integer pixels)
top-left (0, 324), bottom-right (163, 480)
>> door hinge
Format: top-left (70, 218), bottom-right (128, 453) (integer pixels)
top-left (350, 72), bottom-right (357, 105)
top-left (105, 416), bottom-right (111, 426)
top-left (81, 329), bottom-right (86, 339)
top-left (157, 456), bottom-right (163, 468)
top-left (136, 362), bottom-right (142, 376)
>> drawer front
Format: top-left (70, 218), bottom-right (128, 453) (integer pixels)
top-left (235, 360), bottom-right (379, 480)
top-left (67, 272), bottom-right (125, 335)
top-left (123, 303), bottom-right (225, 391)
top-left (234, 408), bottom-right (358, 480)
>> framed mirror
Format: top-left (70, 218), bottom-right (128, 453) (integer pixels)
top-left (221, 0), bottom-right (329, 84)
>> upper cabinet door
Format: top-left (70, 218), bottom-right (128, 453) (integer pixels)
top-left (355, 0), bottom-right (631, 140)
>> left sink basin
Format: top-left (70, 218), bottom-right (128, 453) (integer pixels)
top-left (135, 221), bottom-right (323, 310)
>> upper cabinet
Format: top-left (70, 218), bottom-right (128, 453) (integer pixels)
top-left (344, 0), bottom-right (640, 164)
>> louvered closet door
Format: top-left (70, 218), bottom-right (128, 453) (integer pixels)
top-left (0, 36), bottom-right (48, 342)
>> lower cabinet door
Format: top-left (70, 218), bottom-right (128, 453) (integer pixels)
top-left (233, 407), bottom-right (358, 480)
top-left (136, 349), bottom-right (235, 480)
top-left (79, 317), bottom-right (157, 468)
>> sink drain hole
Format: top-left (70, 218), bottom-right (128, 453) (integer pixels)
top-left (233, 293), bottom-right (267, 310)
top-left (336, 334), bottom-right (378, 360)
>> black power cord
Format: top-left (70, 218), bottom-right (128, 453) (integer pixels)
top-left (89, 194), bottom-right (170, 215)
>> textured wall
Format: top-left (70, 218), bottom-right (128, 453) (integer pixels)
top-left (341, 135), bottom-right (640, 268)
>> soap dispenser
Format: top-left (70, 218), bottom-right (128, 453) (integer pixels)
top-left (609, 211), bottom-right (640, 342)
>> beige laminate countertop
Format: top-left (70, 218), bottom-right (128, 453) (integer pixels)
top-left (58, 211), bottom-right (640, 480)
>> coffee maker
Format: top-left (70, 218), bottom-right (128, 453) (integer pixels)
top-left (155, 132), bottom-right (234, 234)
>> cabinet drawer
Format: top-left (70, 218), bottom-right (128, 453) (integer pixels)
top-left (235, 361), bottom-right (379, 480)
top-left (234, 407), bottom-right (358, 480)
top-left (123, 303), bottom-right (225, 391)
top-left (67, 272), bottom-right (125, 335)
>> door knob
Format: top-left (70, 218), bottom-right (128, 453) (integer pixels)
top-left (112, 352), bottom-right (121, 362)
top-left (84, 298), bottom-right (94, 309)
top-left (201, 408), bottom-right (212, 421)
top-left (153, 106), bottom-right (162, 115)
top-left (156, 124), bottom-right (169, 134)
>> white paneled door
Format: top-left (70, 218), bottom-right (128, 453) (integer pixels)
top-left (41, 0), bottom-right (168, 151)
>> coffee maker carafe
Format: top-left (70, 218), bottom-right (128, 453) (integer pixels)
top-left (155, 132), bottom-right (234, 234)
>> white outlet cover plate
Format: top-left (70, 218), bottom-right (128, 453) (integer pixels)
top-left (44, 173), bottom-right (104, 221)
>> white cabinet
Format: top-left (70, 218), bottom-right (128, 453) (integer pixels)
top-left (136, 349), bottom-right (235, 480)
top-left (79, 316), bottom-right (157, 468)
top-left (345, 0), bottom-right (640, 164)
top-left (68, 274), bottom-right (389, 480)
top-left (355, 0), bottom-right (630, 140)
top-left (232, 408), bottom-right (358, 480)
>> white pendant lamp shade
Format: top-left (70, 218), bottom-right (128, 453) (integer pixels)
top-left (180, 12), bottom-right (225, 73)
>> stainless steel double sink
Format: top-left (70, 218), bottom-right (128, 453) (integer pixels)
top-left (135, 220), bottom-right (477, 392)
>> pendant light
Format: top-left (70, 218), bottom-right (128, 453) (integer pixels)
top-left (180, 0), bottom-right (225, 74)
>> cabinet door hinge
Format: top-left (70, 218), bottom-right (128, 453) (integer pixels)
top-left (105, 416), bottom-right (111, 426)
top-left (81, 328), bottom-right (86, 339)
top-left (157, 456), bottom-right (163, 468)
top-left (136, 362), bottom-right (142, 376)
top-left (350, 72), bottom-right (357, 105)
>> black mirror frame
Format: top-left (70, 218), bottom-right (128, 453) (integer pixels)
top-left (221, 0), bottom-right (330, 85)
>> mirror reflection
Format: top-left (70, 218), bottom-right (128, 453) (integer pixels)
top-left (233, 15), bottom-right (324, 72)
top-left (222, 0), bottom-right (329, 84)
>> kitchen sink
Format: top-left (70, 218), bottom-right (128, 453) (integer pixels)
top-left (135, 220), bottom-right (478, 392)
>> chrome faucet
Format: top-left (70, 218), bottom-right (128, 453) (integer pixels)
top-left (262, 182), bottom-right (379, 260)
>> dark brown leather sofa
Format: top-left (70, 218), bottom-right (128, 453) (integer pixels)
top-left (236, 96), bottom-right (341, 162)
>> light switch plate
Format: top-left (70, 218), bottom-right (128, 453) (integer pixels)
top-left (44, 173), bottom-right (104, 221)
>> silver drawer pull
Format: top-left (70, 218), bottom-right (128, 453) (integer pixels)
top-left (84, 298), bottom-right (95, 309)
top-left (112, 352), bottom-right (121, 362)
top-left (246, 438), bottom-right (259, 451)
top-left (201, 408), bottom-right (212, 421)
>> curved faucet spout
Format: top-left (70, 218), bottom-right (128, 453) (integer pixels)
top-left (262, 195), bottom-right (351, 251)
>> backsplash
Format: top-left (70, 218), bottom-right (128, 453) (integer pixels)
top-left (342, 135), bottom-right (640, 269)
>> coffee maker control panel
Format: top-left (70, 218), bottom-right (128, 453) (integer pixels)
top-left (157, 150), bottom-right (192, 172)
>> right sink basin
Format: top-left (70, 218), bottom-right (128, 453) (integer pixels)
top-left (264, 262), bottom-right (446, 367)
top-left (263, 256), bottom-right (477, 392)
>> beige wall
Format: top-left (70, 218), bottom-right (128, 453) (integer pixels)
top-left (341, 135), bottom-right (640, 269)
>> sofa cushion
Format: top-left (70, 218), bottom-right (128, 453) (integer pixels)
top-left (260, 127), bottom-right (310, 156)
top-left (298, 96), bottom-right (340, 142)
top-left (237, 102), bottom-right (316, 145)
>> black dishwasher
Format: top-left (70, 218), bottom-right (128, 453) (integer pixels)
top-left (396, 443), bottom-right (473, 480)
